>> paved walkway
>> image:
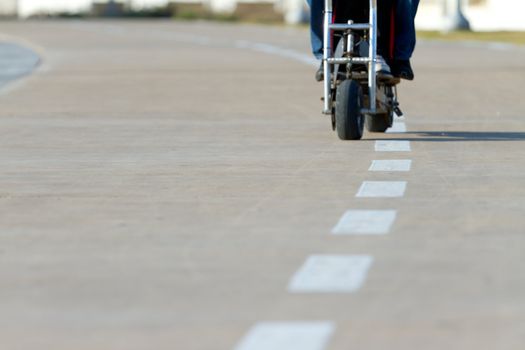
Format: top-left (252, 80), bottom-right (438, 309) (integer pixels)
top-left (0, 20), bottom-right (524, 350)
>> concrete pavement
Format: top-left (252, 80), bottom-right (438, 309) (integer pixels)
top-left (0, 20), bottom-right (525, 350)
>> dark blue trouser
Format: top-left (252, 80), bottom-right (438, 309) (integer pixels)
top-left (307, 0), bottom-right (420, 60)
top-left (395, 0), bottom-right (420, 60)
top-left (307, 0), bottom-right (324, 60)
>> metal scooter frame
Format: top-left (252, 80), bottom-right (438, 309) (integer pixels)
top-left (322, 0), bottom-right (378, 115)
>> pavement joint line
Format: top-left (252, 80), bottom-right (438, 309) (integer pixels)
top-left (375, 140), bottom-right (411, 152)
top-left (369, 159), bottom-right (412, 172)
top-left (288, 255), bottom-right (374, 293)
top-left (332, 210), bottom-right (397, 235)
top-left (235, 321), bottom-right (336, 350)
top-left (69, 23), bottom-right (319, 67)
top-left (235, 40), bottom-right (318, 67)
top-left (356, 181), bottom-right (407, 198)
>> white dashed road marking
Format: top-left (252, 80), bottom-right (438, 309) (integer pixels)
top-left (369, 159), bottom-right (412, 172)
top-left (386, 122), bottom-right (407, 133)
top-left (356, 181), bottom-right (407, 198)
top-left (235, 321), bottom-right (336, 350)
top-left (375, 140), bottom-right (411, 152)
top-left (332, 210), bottom-right (397, 235)
top-left (288, 255), bottom-right (374, 293)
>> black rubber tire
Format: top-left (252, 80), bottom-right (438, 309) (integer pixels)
top-left (365, 112), bottom-right (393, 133)
top-left (335, 80), bottom-right (364, 140)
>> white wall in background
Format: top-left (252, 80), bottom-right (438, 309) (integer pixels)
top-left (416, 0), bottom-right (525, 31)
top-left (19, 0), bottom-right (91, 16)
top-left (0, 0), bottom-right (18, 16)
top-left (207, 0), bottom-right (236, 13)
top-left (466, 0), bottom-right (525, 31)
top-left (129, 0), bottom-right (171, 8)
top-left (17, 0), bottom-right (169, 17)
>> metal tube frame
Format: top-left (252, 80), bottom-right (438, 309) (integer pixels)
top-left (327, 57), bottom-right (371, 64)
top-left (322, 0), bottom-right (378, 115)
top-left (329, 23), bottom-right (371, 31)
top-left (322, 0), bottom-right (333, 114)
top-left (368, 0), bottom-right (377, 114)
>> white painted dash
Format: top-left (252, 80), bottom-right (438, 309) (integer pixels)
top-left (332, 210), bottom-right (397, 235)
top-left (386, 122), bottom-right (407, 133)
top-left (356, 181), bottom-right (407, 198)
top-left (288, 255), bottom-right (374, 293)
top-left (375, 140), bottom-right (411, 152)
top-left (369, 159), bottom-right (412, 172)
top-left (235, 321), bottom-right (335, 350)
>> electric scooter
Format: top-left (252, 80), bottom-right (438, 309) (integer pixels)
top-left (322, 0), bottom-right (403, 140)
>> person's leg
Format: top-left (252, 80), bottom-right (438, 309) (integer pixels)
top-left (392, 0), bottom-right (419, 79)
top-left (394, 0), bottom-right (419, 60)
top-left (307, 0), bottom-right (324, 60)
top-left (411, 0), bottom-right (420, 18)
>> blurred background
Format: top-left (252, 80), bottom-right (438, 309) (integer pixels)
top-left (1, 0), bottom-right (525, 31)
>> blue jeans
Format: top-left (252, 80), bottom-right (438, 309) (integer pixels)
top-left (395, 0), bottom-right (420, 60)
top-left (307, 0), bottom-right (324, 60)
top-left (307, 0), bottom-right (420, 61)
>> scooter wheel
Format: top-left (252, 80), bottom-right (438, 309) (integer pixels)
top-left (335, 80), bottom-right (364, 140)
